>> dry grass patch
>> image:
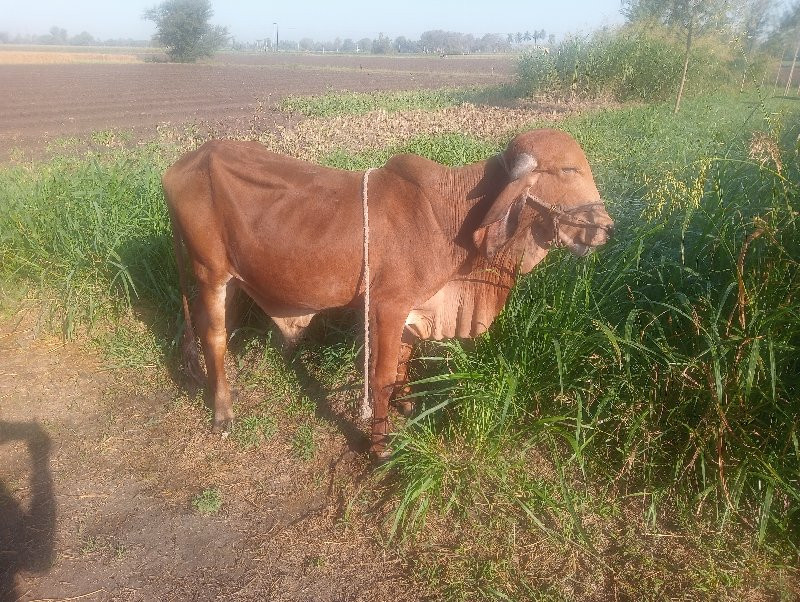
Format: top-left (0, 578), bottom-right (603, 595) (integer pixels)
top-left (268, 102), bottom-right (589, 163)
top-left (0, 51), bottom-right (142, 65)
top-left (157, 99), bottom-right (602, 165)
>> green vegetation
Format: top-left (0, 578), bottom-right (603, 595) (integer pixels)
top-left (292, 423), bottom-right (316, 461)
top-left (515, 26), bottom-right (769, 105)
top-left (192, 487), bottom-right (223, 514)
top-left (0, 147), bottom-right (174, 338)
top-left (144, 0), bottom-right (228, 63)
top-left (381, 95), bottom-right (800, 597)
top-left (279, 87), bottom-right (511, 118)
top-left (232, 413), bottom-right (277, 449)
top-left (1, 31), bottom-right (799, 595)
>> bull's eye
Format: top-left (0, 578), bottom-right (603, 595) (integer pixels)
top-left (561, 167), bottom-right (579, 174)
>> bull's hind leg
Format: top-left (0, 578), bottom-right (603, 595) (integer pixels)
top-left (390, 331), bottom-right (416, 417)
top-left (195, 276), bottom-right (236, 432)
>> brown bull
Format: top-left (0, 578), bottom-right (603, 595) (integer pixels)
top-left (163, 128), bottom-right (613, 459)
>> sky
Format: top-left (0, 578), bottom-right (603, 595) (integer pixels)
top-left (0, 0), bottom-right (626, 43)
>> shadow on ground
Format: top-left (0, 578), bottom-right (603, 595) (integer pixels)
top-left (0, 421), bottom-right (56, 600)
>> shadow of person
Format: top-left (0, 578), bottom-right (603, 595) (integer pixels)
top-left (0, 421), bottom-right (56, 600)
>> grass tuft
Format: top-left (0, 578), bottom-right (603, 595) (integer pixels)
top-left (191, 487), bottom-right (223, 515)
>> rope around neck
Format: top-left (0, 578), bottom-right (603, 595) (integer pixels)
top-left (361, 168), bottom-right (376, 420)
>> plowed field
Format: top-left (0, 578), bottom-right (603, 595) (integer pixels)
top-left (0, 53), bottom-right (515, 160)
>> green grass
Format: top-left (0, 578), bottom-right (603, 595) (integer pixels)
top-left (515, 25), bottom-right (762, 103)
top-left (232, 413), bottom-right (277, 449)
top-left (280, 86), bottom-right (513, 118)
top-left (192, 487), bottom-right (223, 515)
top-left (378, 94), bottom-right (800, 597)
top-left (0, 146), bottom-right (175, 339)
top-left (292, 423), bottom-right (316, 461)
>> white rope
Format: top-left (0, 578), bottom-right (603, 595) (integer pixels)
top-left (361, 168), bottom-right (376, 420)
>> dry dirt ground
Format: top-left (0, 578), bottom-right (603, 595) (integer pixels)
top-left (0, 306), bottom-right (420, 602)
top-left (0, 53), bottom-right (515, 160)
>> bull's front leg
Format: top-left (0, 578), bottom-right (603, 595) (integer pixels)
top-left (368, 306), bottom-right (408, 460)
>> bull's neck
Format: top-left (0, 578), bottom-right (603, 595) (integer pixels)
top-left (432, 157), bottom-right (507, 252)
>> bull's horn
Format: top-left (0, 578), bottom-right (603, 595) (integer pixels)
top-left (509, 152), bottom-right (537, 181)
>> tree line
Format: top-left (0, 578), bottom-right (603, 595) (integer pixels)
top-left (237, 30), bottom-right (554, 55)
top-left (4, 0), bottom-right (800, 65)
top-left (0, 27), bottom-right (149, 47)
top-left (0, 0), bottom-right (550, 62)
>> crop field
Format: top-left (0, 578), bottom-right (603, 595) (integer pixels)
top-left (0, 52), bottom-right (515, 161)
top-left (1, 42), bottom-right (799, 601)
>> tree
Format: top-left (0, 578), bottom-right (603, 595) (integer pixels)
top-left (372, 33), bottom-right (392, 54)
top-left (45, 27), bottom-right (68, 45)
top-left (70, 31), bottom-right (96, 46)
top-left (478, 33), bottom-right (509, 53)
top-left (768, 1), bottom-right (800, 93)
top-left (766, 0), bottom-right (800, 48)
top-left (395, 36), bottom-right (420, 53)
top-left (144, 0), bottom-right (228, 63)
top-left (733, 0), bottom-right (777, 50)
top-left (621, 0), bottom-right (731, 112)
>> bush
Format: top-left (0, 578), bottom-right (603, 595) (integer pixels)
top-left (385, 96), bottom-right (800, 594)
top-left (516, 26), bottom-right (738, 102)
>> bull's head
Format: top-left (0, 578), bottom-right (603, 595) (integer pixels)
top-left (473, 129), bottom-right (614, 272)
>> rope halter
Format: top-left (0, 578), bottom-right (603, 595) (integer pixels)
top-left (524, 193), bottom-right (611, 249)
top-left (495, 153), bottom-right (612, 248)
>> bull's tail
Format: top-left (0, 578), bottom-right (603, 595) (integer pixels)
top-left (168, 205), bottom-right (206, 386)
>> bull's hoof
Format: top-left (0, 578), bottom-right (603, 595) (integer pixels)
top-left (212, 418), bottom-right (233, 435)
top-left (370, 447), bottom-right (393, 465)
top-left (393, 399), bottom-right (415, 417)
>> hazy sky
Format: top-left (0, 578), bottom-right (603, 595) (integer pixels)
top-left (1, 0), bottom-right (626, 42)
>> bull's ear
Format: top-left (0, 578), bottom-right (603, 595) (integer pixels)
top-left (473, 175), bottom-right (537, 258)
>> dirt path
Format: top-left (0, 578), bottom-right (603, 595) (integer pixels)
top-left (0, 311), bottom-right (418, 601)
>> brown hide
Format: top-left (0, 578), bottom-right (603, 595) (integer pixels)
top-left (163, 129), bottom-right (613, 459)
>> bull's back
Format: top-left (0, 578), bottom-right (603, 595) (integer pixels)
top-left (164, 140), bottom-right (365, 312)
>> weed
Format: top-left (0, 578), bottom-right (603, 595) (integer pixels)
top-left (192, 487), bottom-right (223, 515)
top-left (80, 535), bottom-right (102, 555)
top-left (292, 424), bottom-right (316, 461)
top-left (232, 414), bottom-right (276, 449)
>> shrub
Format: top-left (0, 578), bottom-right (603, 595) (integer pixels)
top-left (516, 26), bottom-right (738, 102)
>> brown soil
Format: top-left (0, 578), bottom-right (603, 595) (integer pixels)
top-left (0, 309), bottom-right (416, 601)
top-left (0, 53), bottom-right (515, 161)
